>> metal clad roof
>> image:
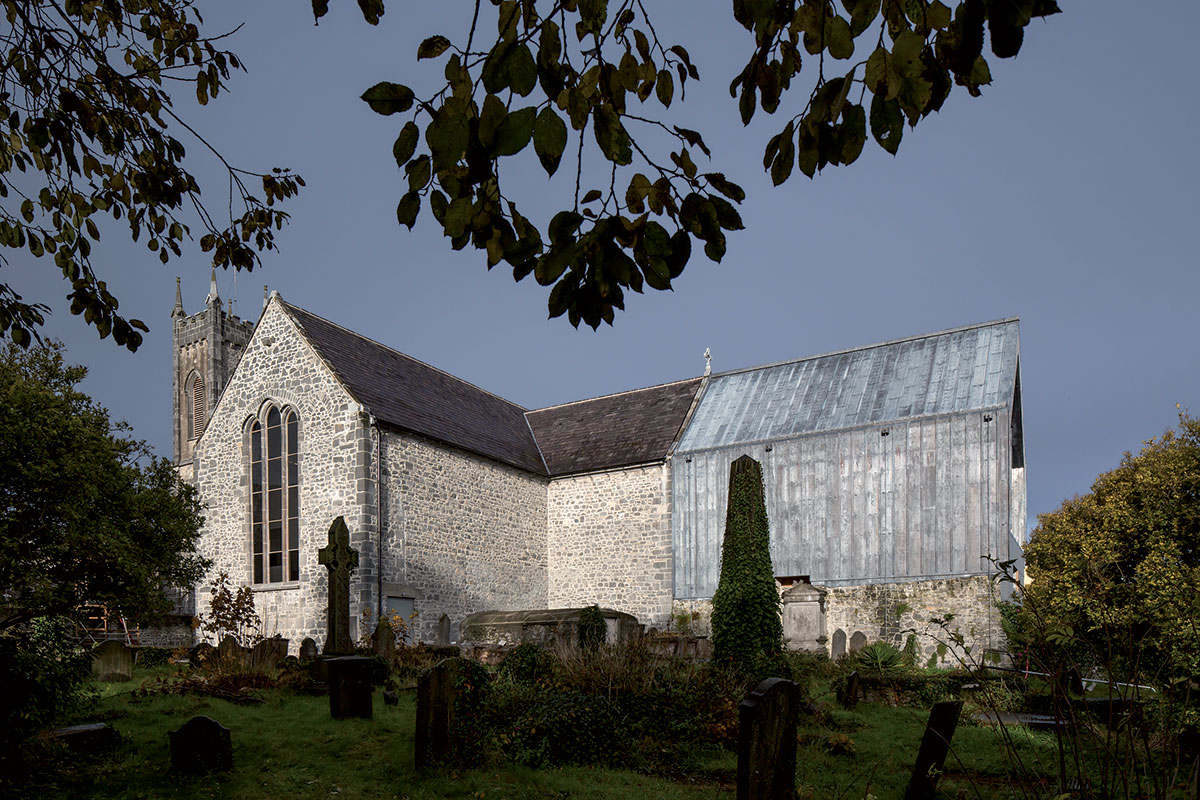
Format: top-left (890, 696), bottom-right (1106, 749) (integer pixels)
top-left (676, 319), bottom-right (1019, 453)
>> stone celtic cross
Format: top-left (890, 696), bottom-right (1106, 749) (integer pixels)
top-left (319, 516), bottom-right (359, 656)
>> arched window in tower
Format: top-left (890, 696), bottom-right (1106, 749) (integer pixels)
top-left (187, 372), bottom-right (206, 440)
top-left (249, 405), bottom-right (300, 584)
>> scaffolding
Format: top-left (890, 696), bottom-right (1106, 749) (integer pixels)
top-left (74, 606), bottom-right (140, 647)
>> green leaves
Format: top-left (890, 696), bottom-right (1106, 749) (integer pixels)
top-left (533, 107), bottom-right (568, 176)
top-left (361, 82), bottom-right (414, 115)
top-left (418, 35), bottom-right (451, 60)
top-left (392, 122), bottom-right (419, 168)
top-left (592, 106), bottom-right (632, 166)
top-left (870, 93), bottom-right (904, 154)
top-left (494, 107), bottom-right (536, 157)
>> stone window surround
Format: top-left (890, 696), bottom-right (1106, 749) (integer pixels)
top-left (245, 399), bottom-right (302, 586)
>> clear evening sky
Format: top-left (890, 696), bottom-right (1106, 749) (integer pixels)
top-left (7, 2), bottom-right (1197, 537)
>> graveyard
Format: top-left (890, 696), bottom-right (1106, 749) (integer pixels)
top-left (13, 636), bottom-right (1078, 800)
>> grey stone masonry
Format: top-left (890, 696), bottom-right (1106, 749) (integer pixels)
top-left (382, 431), bottom-right (548, 643)
top-left (193, 299), bottom-right (374, 648)
top-left (546, 463), bottom-right (673, 628)
top-left (172, 283), bottom-right (253, 473)
top-left (823, 575), bottom-right (1002, 666)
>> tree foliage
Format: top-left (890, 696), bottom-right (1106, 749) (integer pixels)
top-left (1022, 411), bottom-right (1200, 684)
top-left (711, 454), bottom-right (782, 670)
top-left (0, 0), bottom-right (303, 351)
top-left (326, 0), bottom-right (1060, 329)
top-left (0, 341), bottom-right (207, 632)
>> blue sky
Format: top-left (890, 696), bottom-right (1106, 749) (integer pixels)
top-left (7, 2), bottom-right (1198, 535)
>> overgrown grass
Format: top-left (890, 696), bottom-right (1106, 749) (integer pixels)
top-left (12, 656), bottom-right (1152, 800)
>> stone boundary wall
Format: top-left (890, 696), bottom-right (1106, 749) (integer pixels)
top-left (672, 575), bottom-right (1003, 666)
top-left (383, 432), bottom-right (548, 643)
top-left (194, 302), bottom-right (371, 650)
top-left (823, 575), bottom-right (1003, 666)
top-left (547, 463), bottom-right (673, 628)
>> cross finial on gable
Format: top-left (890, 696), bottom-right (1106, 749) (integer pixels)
top-left (704, 347), bottom-right (712, 376)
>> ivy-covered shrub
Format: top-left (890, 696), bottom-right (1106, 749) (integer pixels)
top-left (136, 646), bottom-right (175, 669)
top-left (490, 686), bottom-right (621, 767)
top-left (711, 455), bottom-right (782, 673)
top-left (496, 642), bottom-right (558, 687)
top-left (577, 604), bottom-right (606, 651)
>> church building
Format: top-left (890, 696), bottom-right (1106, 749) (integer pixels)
top-left (173, 278), bottom-right (1025, 660)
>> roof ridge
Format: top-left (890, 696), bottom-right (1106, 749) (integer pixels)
top-left (527, 376), bottom-right (701, 415)
top-left (710, 317), bottom-right (1020, 380)
top-left (281, 300), bottom-right (531, 412)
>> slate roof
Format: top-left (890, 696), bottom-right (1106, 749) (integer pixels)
top-left (676, 318), bottom-right (1020, 453)
top-left (283, 303), bottom-right (547, 474)
top-left (526, 379), bottom-right (703, 476)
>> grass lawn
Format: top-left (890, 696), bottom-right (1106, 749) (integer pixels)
top-left (17, 665), bottom-right (1068, 800)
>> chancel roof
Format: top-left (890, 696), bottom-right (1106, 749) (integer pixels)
top-left (526, 379), bottom-right (703, 476)
top-left (676, 318), bottom-right (1020, 454)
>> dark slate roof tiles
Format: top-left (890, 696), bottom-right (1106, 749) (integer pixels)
top-left (525, 379), bottom-right (703, 476)
top-left (283, 303), bottom-right (547, 475)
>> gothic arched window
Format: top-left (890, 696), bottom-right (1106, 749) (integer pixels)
top-left (249, 405), bottom-right (300, 584)
top-left (186, 372), bottom-right (206, 440)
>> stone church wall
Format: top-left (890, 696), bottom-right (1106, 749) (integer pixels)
top-left (546, 463), bottom-right (673, 628)
top-left (193, 302), bottom-right (373, 650)
top-left (382, 432), bottom-right (548, 642)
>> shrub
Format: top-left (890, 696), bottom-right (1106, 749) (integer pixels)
top-left (858, 641), bottom-right (904, 674)
top-left (496, 642), bottom-right (558, 687)
top-left (902, 634), bottom-right (920, 667)
top-left (491, 687), bottom-right (621, 767)
top-left (577, 604), bottom-right (606, 651)
top-left (0, 617), bottom-right (91, 769)
top-left (711, 455), bottom-right (782, 674)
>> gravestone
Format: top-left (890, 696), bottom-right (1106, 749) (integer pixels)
top-left (169, 716), bottom-right (233, 773)
top-left (437, 614), bottom-right (451, 646)
top-left (91, 640), bottom-right (133, 682)
top-left (849, 631), bottom-right (867, 653)
top-left (327, 656), bottom-right (374, 719)
top-left (415, 657), bottom-right (491, 768)
top-left (248, 637), bottom-right (288, 671)
top-left (319, 516), bottom-right (359, 656)
top-left (839, 670), bottom-right (860, 709)
top-left (831, 629), bottom-right (847, 659)
top-left (51, 723), bottom-right (120, 752)
top-left (737, 677), bottom-right (799, 800)
top-left (904, 700), bottom-right (963, 800)
top-left (299, 637), bottom-right (319, 660)
top-left (189, 641), bottom-right (216, 666)
top-left (781, 579), bottom-right (827, 651)
top-left (217, 635), bottom-right (244, 667)
top-left (372, 620), bottom-right (395, 660)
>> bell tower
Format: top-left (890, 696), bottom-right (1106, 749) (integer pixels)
top-left (171, 270), bottom-right (255, 483)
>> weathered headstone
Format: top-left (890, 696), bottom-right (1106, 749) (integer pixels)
top-left (849, 631), bottom-right (867, 653)
top-left (839, 670), bottom-right (860, 709)
top-left (217, 635), bottom-right (244, 667)
top-left (169, 716), bottom-right (233, 773)
top-left (831, 629), bottom-right (847, 659)
top-left (248, 637), bottom-right (287, 671)
top-left (737, 677), bottom-right (800, 800)
top-left (327, 655), bottom-right (374, 719)
top-left (319, 516), bottom-right (359, 656)
top-left (92, 640), bottom-right (133, 682)
top-left (189, 641), bottom-right (216, 666)
top-left (781, 579), bottom-right (827, 651)
top-left (904, 700), bottom-right (963, 800)
top-left (299, 637), bottom-right (319, 660)
top-left (437, 613), bottom-right (451, 646)
top-left (51, 723), bottom-right (120, 752)
top-left (416, 657), bottom-right (491, 769)
top-left (416, 659), bottom-right (459, 769)
top-left (372, 620), bottom-right (395, 660)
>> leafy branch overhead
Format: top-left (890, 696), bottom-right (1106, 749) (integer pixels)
top-left (329, 0), bottom-right (1059, 329)
top-left (0, 1), bottom-right (304, 351)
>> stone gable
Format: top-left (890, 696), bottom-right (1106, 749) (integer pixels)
top-left (194, 299), bottom-right (371, 645)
